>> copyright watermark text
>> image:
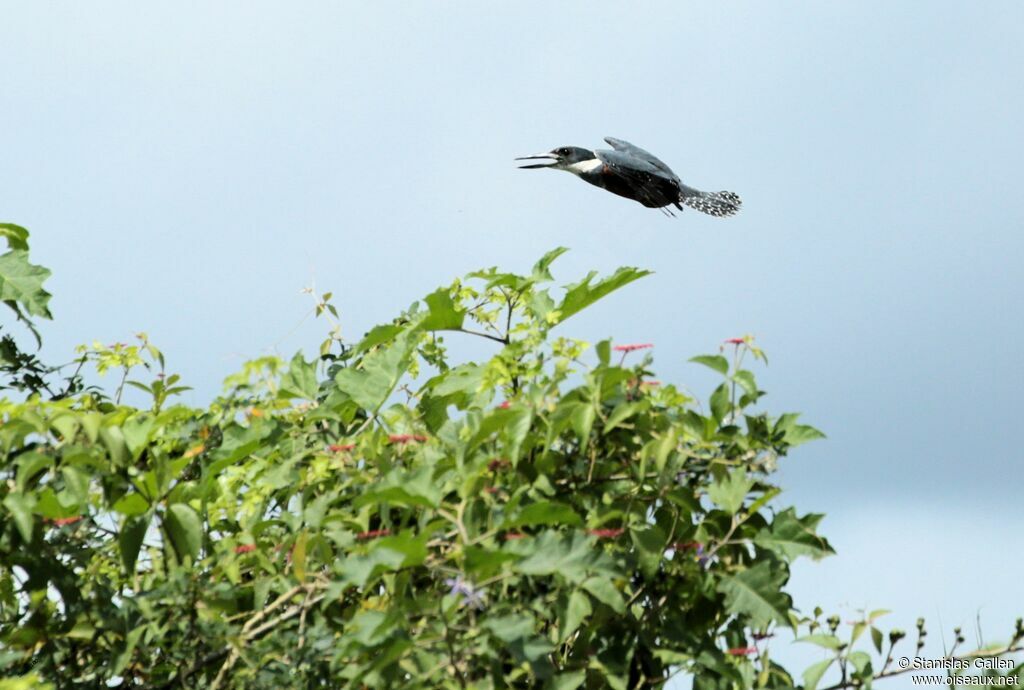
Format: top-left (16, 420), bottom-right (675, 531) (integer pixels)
top-left (899, 656), bottom-right (1018, 686)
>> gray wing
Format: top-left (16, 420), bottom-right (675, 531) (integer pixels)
top-left (595, 149), bottom-right (683, 209)
top-left (594, 149), bottom-right (674, 182)
top-left (604, 137), bottom-right (679, 180)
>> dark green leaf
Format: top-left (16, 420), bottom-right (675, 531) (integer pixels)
top-left (707, 467), bottom-right (753, 514)
top-left (279, 351), bottom-right (319, 400)
top-left (554, 266), bottom-right (651, 325)
top-left (717, 561), bottom-right (793, 628)
top-left (0, 250), bottom-right (52, 319)
top-left (754, 509), bottom-right (834, 560)
top-left (119, 516), bottom-right (150, 573)
top-left (803, 658), bottom-right (833, 690)
top-left (164, 503), bottom-right (202, 562)
top-left (2, 492), bottom-right (35, 542)
top-left (689, 354), bottom-right (729, 376)
top-left (335, 331), bottom-right (415, 412)
top-left (420, 286), bottom-right (466, 331)
top-left (503, 501), bottom-right (582, 529)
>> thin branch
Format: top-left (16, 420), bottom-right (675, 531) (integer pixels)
top-left (457, 327), bottom-right (508, 345)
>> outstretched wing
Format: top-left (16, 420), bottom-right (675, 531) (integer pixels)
top-left (604, 137), bottom-right (679, 180)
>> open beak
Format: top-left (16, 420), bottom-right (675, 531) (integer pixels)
top-left (515, 152), bottom-right (561, 169)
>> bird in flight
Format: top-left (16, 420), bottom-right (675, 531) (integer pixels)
top-left (516, 137), bottom-right (741, 218)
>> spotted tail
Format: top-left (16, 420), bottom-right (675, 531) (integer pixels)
top-left (680, 190), bottom-right (742, 218)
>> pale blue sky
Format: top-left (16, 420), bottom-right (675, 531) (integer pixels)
top-left (3, 2), bottom-right (1023, 682)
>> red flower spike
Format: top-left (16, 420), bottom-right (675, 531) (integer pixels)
top-left (487, 458), bottom-right (509, 472)
top-left (504, 532), bottom-right (527, 540)
top-left (671, 541), bottom-right (703, 551)
top-left (613, 343), bottom-right (653, 353)
top-left (588, 528), bottom-right (625, 538)
top-left (387, 434), bottom-right (428, 444)
top-left (48, 516), bottom-right (83, 527)
top-left (498, 401), bottom-right (511, 409)
top-left (484, 486), bottom-right (499, 495)
top-left (357, 529), bottom-right (390, 540)
top-left (724, 337), bottom-right (745, 345)
top-left (727, 646), bottom-right (758, 656)
top-left (234, 544), bottom-right (256, 554)
top-left (328, 443), bottom-right (355, 452)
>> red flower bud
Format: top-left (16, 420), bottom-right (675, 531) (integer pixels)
top-left (387, 434), bottom-right (427, 444)
top-left (613, 343), bottom-right (653, 353)
top-left (356, 529), bottom-right (390, 540)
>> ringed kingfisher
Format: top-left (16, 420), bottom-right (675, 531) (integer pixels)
top-left (516, 137), bottom-right (741, 218)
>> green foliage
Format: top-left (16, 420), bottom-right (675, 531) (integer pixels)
top-left (0, 224), bottom-right (82, 398)
top-left (2, 235), bottom-right (1019, 689)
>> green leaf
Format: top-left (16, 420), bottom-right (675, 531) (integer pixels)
top-left (717, 561), bottom-right (793, 629)
top-left (531, 247), bottom-right (569, 283)
top-left (732, 370), bottom-right (758, 397)
top-left (99, 426), bottom-right (128, 467)
top-left (753, 509), bottom-right (834, 560)
top-left (0, 249), bottom-right (52, 319)
top-left (802, 658), bottom-right (833, 690)
top-left (547, 671), bottom-right (586, 690)
top-left (871, 625), bottom-right (884, 654)
top-left (420, 286), bottom-right (466, 331)
top-left (0, 223), bottom-right (30, 251)
top-left (119, 516), bottom-right (150, 573)
top-left (797, 634), bottom-right (843, 650)
top-left (689, 354), bottom-right (729, 376)
top-left (339, 547), bottom-right (408, 588)
top-left (774, 413), bottom-right (826, 446)
top-left (335, 330), bottom-right (415, 412)
top-left (604, 401), bottom-right (641, 434)
top-left (848, 650), bottom-right (872, 676)
top-left (164, 503), bottom-right (202, 562)
top-left (2, 492), bottom-right (36, 542)
top-left (292, 531), bottom-right (308, 581)
top-left (375, 531), bottom-right (428, 568)
top-left (515, 532), bottom-right (608, 583)
top-left (121, 416), bottom-right (154, 460)
top-left (707, 467), bottom-right (753, 514)
top-left (112, 493), bottom-right (150, 517)
top-left (554, 266), bottom-right (651, 325)
top-left (483, 613), bottom-right (535, 643)
top-left (503, 501), bottom-right (582, 529)
top-left (581, 576), bottom-right (625, 614)
top-left (709, 383), bottom-right (731, 424)
top-left (15, 452), bottom-right (52, 491)
top-left (630, 525), bottom-right (666, 579)
top-left (61, 466), bottom-right (89, 507)
top-left (570, 402), bottom-right (595, 445)
top-left (559, 590), bottom-right (592, 642)
top-left (357, 464), bottom-right (442, 509)
top-left (279, 352), bottom-right (319, 400)
top-left (786, 424), bottom-right (826, 446)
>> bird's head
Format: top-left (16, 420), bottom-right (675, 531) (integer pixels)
top-left (515, 146), bottom-right (594, 170)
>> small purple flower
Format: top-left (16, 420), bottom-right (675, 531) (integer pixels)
top-left (696, 544), bottom-right (710, 568)
top-left (444, 575), bottom-right (485, 609)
